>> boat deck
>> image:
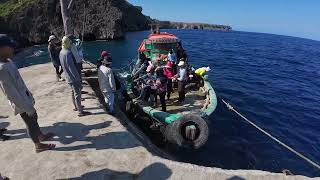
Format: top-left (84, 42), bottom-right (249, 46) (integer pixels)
top-left (155, 89), bottom-right (206, 115)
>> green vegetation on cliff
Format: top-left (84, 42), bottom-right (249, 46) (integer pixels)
top-left (0, 0), bottom-right (36, 17)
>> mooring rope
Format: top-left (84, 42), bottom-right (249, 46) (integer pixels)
top-left (221, 99), bottom-right (320, 171)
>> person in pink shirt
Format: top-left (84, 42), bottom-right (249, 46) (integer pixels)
top-left (163, 61), bottom-right (174, 100)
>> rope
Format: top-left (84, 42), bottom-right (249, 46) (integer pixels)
top-left (221, 99), bottom-right (320, 171)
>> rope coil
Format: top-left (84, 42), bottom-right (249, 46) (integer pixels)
top-left (221, 99), bottom-right (320, 171)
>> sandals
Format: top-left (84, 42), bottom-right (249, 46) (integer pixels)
top-left (36, 143), bottom-right (56, 153)
top-left (39, 133), bottom-right (55, 142)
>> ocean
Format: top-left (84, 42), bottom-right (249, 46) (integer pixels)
top-left (13, 29), bottom-right (320, 177)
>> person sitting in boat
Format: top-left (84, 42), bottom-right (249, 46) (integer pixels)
top-left (176, 42), bottom-right (188, 63)
top-left (97, 51), bottom-right (110, 69)
top-left (195, 66), bottom-right (211, 87)
top-left (132, 52), bottom-right (149, 78)
top-left (134, 64), bottom-right (157, 101)
top-left (174, 60), bottom-right (188, 103)
top-left (167, 49), bottom-right (176, 63)
top-left (163, 61), bottom-right (174, 100)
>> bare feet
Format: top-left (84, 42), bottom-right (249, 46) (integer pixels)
top-left (38, 133), bottom-right (55, 142)
top-left (35, 143), bottom-right (56, 153)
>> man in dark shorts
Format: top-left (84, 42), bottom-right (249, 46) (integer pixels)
top-left (0, 34), bottom-right (55, 153)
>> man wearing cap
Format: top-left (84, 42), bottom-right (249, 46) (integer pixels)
top-left (60, 36), bottom-right (91, 117)
top-left (175, 60), bottom-right (188, 102)
top-left (97, 51), bottom-right (109, 69)
top-left (0, 34), bottom-right (56, 152)
top-left (98, 57), bottom-right (116, 115)
top-left (67, 35), bottom-right (84, 85)
top-left (48, 35), bottom-right (64, 81)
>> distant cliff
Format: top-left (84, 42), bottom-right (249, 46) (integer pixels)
top-left (157, 21), bottom-right (232, 31)
top-left (0, 0), bottom-right (150, 46)
top-left (0, 0), bottom-right (232, 46)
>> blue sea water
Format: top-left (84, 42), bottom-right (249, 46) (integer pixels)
top-left (14, 30), bottom-right (320, 177)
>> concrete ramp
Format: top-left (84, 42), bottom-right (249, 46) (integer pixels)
top-left (0, 63), bottom-right (315, 180)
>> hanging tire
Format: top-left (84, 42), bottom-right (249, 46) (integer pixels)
top-left (164, 114), bottom-right (209, 149)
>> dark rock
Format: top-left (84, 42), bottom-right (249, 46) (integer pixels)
top-left (0, 0), bottom-right (150, 46)
top-left (156, 20), bottom-right (232, 31)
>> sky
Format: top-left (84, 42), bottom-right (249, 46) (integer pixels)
top-left (128, 0), bottom-right (320, 41)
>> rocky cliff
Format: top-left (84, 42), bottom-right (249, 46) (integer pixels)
top-left (157, 21), bottom-right (232, 31)
top-left (0, 0), bottom-right (232, 47)
top-left (0, 0), bottom-right (150, 46)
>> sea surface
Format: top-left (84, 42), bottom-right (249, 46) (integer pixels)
top-left (14, 30), bottom-right (320, 177)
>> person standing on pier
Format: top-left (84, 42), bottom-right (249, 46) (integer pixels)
top-left (98, 57), bottom-right (116, 115)
top-left (48, 35), bottom-right (64, 82)
top-left (59, 36), bottom-right (91, 117)
top-left (0, 34), bottom-right (56, 153)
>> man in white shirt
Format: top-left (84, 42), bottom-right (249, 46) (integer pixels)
top-left (98, 58), bottom-right (116, 115)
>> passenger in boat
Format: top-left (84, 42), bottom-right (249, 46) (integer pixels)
top-left (167, 49), bottom-right (176, 62)
top-left (132, 52), bottom-right (149, 77)
top-left (60, 36), bottom-right (91, 117)
top-left (0, 34), bottom-right (56, 152)
top-left (176, 42), bottom-right (188, 62)
top-left (175, 60), bottom-right (188, 102)
top-left (195, 66), bottom-right (211, 87)
top-left (97, 51), bottom-right (110, 69)
top-left (134, 64), bottom-right (156, 101)
top-left (48, 35), bottom-right (64, 82)
top-left (155, 68), bottom-right (167, 111)
top-left (98, 58), bottom-right (116, 115)
top-left (163, 61), bottom-right (174, 100)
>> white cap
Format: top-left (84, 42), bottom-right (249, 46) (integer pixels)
top-left (48, 35), bottom-right (57, 42)
top-left (205, 66), bottom-right (211, 72)
top-left (178, 61), bottom-right (185, 66)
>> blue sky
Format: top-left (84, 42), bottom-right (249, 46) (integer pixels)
top-left (128, 0), bottom-right (320, 41)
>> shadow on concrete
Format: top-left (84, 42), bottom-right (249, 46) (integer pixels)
top-left (0, 115), bottom-right (9, 119)
top-left (53, 130), bottom-right (141, 151)
top-left (227, 176), bottom-right (246, 180)
top-left (3, 121), bottom-right (141, 151)
top-left (5, 121), bottom-right (111, 143)
top-left (0, 122), bottom-right (10, 129)
top-left (65, 162), bottom-right (172, 180)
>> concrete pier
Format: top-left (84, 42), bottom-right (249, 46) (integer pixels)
top-left (0, 63), bottom-right (316, 180)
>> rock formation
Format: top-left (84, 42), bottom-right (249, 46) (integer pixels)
top-left (157, 21), bottom-right (232, 31)
top-left (0, 0), bottom-right (232, 47)
top-left (0, 0), bottom-right (150, 46)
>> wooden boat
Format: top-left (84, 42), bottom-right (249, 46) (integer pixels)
top-left (123, 29), bottom-right (217, 149)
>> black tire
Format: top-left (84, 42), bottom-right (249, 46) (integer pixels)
top-left (164, 114), bottom-right (209, 149)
